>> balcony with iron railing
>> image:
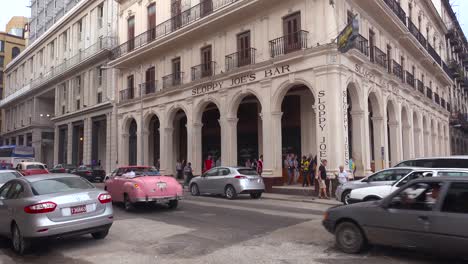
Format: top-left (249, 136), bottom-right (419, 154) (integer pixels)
top-left (162, 72), bottom-right (184, 89)
top-left (269, 30), bottom-right (308, 58)
top-left (442, 61), bottom-right (451, 78)
top-left (427, 44), bottom-right (441, 65)
top-left (120, 86), bottom-right (136, 102)
top-left (426, 87), bottom-right (433, 100)
top-left (140, 80), bottom-right (158, 96)
top-left (191, 61), bottom-right (216, 81)
top-left (225, 48), bottom-right (256, 71)
top-left (405, 71), bottom-right (415, 88)
top-left (112, 0), bottom-right (239, 60)
top-left (373, 47), bottom-right (387, 69)
top-left (352, 35), bottom-right (369, 57)
top-left (441, 98), bottom-right (446, 109)
top-left (392, 60), bottom-right (404, 81)
top-left (383, 0), bottom-right (407, 25)
top-left (407, 18), bottom-right (427, 48)
top-left (447, 103), bottom-right (451, 112)
top-left (434, 93), bottom-right (440, 104)
top-left (417, 80), bottom-right (424, 94)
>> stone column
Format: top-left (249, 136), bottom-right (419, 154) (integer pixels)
top-left (32, 130), bottom-right (42, 163)
top-left (424, 130), bottom-right (430, 156)
top-left (350, 110), bottom-right (367, 177)
top-left (220, 117), bottom-right (238, 167)
top-left (137, 128), bottom-right (145, 166)
top-left (119, 133), bottom-right (129, 167)
top-left (371, 117), bottom-right (385, 171)
top-left (105, 113), bottom-right (112, 173)
top-left (67, 123), bottom-right (73, 164)
top-left (161, 127), bottom-right (174, 176)
top-left (53, 125), bottom-right (59, 165)
top-left (413, 127), bottom-right (422, 157)
top-left (402, 124), bottom-right (412, 160)
top-left (190, 122), bottom-right (203, 175)
top-left (141, 129), bottom-right (150, 166)
top-left (262, 111), bottom-right (283, 178)
top-left (83, 118), bottom-right (92, 165)
top-left (388, 121), bottom-right (400, 167)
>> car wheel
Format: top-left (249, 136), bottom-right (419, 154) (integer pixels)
top-left (335, 222), bottom-right (366, 254)
top-left (225, 185), bottom-right (237, 200)
top-left (168, 200), bottom-right (178, 209)
top-left (91, 229), bottom-right (109, 240)
top-left (250, 192), bottom-right (262, 199)
top-left (11, 223), bottom-right (30, 255)
top-left (341, 190), bottom-right (351, 205)
top-left (190, 184), bottom-right (200, 196)
top-left (123, 194), bottom-right (133, 211)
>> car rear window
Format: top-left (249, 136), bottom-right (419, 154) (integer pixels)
top-left (31, 177), bottom-right (94, 195)
top-left (26, 164), bottom-right (45, 170)
top-left (0, 172), bottom-right (21, 183)
top-left (237, 169), bottom-right (258, 176)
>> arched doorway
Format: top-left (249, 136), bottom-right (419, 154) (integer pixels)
top-left (346, 84), bottom-right (364, 175)
top-left (368, 92), bottom-right (383, 171)
top-left (147, 115), bottom-right (160, 168)
top-left (173, 109), bottom-right (187, 170)
top-left (401, 107), bottom-right (410, 159)
top-left (279, 84), bottom-right (315, 185)
top-left (201, 102), bottom-right (221, 170)
top-left (386, 100), bottom-right (398, 167)
top-left (128, 119), bottom-right (137, 165)
top-left (237, 95), bottom-right (262, 167)
top-left (413, 112), bottom-right (421, 157)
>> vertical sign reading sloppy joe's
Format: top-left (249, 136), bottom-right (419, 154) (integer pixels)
top-left (317, 90), bottom-right (327, 160)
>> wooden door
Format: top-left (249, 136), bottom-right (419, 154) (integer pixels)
top-left (237, 31), bottom-right (251, 67)
top-left (283, 12), bottom-right (301, 53)
top-left (201, 46), bottom-right (212, 77)
top-left (127, 16), bottom-right (135, 51)
top-left (147, 3), bottom-right (156, 40)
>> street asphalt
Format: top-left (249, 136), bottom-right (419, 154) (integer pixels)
top-left (0, 186), bottom-right (464, 264)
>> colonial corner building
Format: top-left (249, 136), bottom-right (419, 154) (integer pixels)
top-left (1, 0), bottom-right (468, 189)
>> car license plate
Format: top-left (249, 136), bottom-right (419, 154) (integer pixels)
top-left (71, 205), bottom-right (87, 215)
top-left (157, 182), bottom-right (167, 188)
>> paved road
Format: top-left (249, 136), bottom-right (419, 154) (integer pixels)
top-left (0, 191), bottom-right (462, 264)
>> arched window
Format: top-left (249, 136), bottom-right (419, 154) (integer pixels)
top-left (12, 47), bottom-right (20, 59)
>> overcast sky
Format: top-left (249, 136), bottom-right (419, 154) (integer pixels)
top-left (0, 0), bottom-right (467, 38)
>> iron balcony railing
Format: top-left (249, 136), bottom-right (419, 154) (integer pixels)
top-left (120, 87), bottom-right (136, 102)
top-left (191, 61), bottom-right (216, 81)
top-left (434, 93), bottom-right (440, 104)
top-left (269, 30), bottom-right (309, 57)
top-left (441, 98), bottom-right (446, 108)
top-left (352, 34), bottom-right (369, 56)
top-left (373, 47), bottom-right (387, 69)
top-left (383, 0), bottom-right (407, 25)
top-left (407, 19), bottom-right (427, 48)
top-left (442, 61), bottom-right (452, 78)
top-left (427, 44), bottom-right (441, 65)
top-left (426, 87), bottom-right (433, 100)
top-left (112, 0), bottom-right (239, 59)
top-left (392, 60), bottom-right (404, 81)
top-left (417, 80), bottom-right (424, 94)
top-left (405, 71), bottom-right (415, 87)
top-left (162, 72), bottom-right (184, 89)
top-left (140, 80), bottom-right (158, 95)
top-left (225, 48), bottom-right (256, 71)
top-left (447, 103), bottom-right (451, 112)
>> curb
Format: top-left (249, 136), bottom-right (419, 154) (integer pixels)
top-left (262, 195), bottom-right (340, 206)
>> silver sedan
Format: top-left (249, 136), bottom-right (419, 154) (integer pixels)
top-left (189, 167), bottom-right (265, 199)
top-left (0, 174), bottom-right (113, 255)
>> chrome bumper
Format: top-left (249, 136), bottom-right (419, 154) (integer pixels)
top-left (133, 195), bottom-right (183, 203)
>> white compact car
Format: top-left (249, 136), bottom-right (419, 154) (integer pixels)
top-left (348, 169), bottom-right (468, 203)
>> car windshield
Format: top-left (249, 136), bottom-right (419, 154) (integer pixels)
top-left (31, 177), bottom-right (95, 195)
top-left (0, 172), bottom-right (21, 183)
top-left (396, 159), bottom-right (468, 168)
top-left (237, 169), bottom-right (258, 176)
top-left (122, 167), bottom-right (160, 177)
top-left (26, 164), bottom-right (45, 170)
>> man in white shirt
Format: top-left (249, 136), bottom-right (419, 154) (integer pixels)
top-left (337, 165), bottom-right (348, 185)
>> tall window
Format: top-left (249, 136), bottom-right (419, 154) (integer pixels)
top-left (77, 20), bottom-right (83, 41)
top-left (97, 66), bottom-right (103, 86)
top-left (171, 0), bottom-right (182, 30)
top-left (127, 75), bottom-right (134, 99)
top-left (148, 3), bottom-right (156, 40)
top-left (62, 32), bottom-right (68, 54)
top-left (98, 4), bottom-right (104, 29)
top-left (12, 47), bottom-right (20, 59)
top-left (283, 12), bottom-right (301, 53)
top-left (201, 45), bottom-right (212, 77)
top-left (387, 45), bottom-right (392, 73)
top-left (50, 41), bottom-right (55, 61)
top-left (127, 16), bottom-right (135, 51)
top-left (369, 30), bottom-right (375, 62)
top-left (200, 0), bottom-right (213, 17)
top-left (0, 56), bottom-right (4, 67)
top-left (0, 40), bottom-right (4, 52)
top-left (237, 31), bottom-right (251, 66)
top-left (172, 57), bottom-right (181, 85)
top-left (408, 3), bottom-right (412, 20)
top-left (347, 10), bottom-right (354, 24)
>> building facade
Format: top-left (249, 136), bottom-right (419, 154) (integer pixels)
top-left (1, 0), bottom-right (118, 171)
top-left (6, 16), bottom-right (28, 38)
top-left (108, 0), bottom-right (461, 187)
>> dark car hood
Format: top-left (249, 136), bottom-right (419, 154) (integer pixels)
top-left (329, 200), bottom-right (381, 211)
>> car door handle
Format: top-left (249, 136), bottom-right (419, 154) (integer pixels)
top-left (417, 216), bottom-right (430, 222)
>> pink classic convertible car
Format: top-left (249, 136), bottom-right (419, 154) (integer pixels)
top-left (104, 166), bottom-right (183, 211)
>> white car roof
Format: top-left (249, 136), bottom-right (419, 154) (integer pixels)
top-left (0, 170), bottom-right (19, 173)
top-left (18, 162), bottom-right (45, 166)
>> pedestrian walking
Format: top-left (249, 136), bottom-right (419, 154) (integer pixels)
top-left (301, 156), bottom-right (311, 187)
top-left (317, 159), bottom-right (329, 199)
top-left (287, 154), bottom-right (295, 185)
top-left (184, 162), bottom-right (193, 186)
top-left (204, 155), bottom-right (213, 173)
top-left (176, 160), bottom-right (183, 180)
top-left (257, 155), bottom-right (263, 175)
top-left (337, 165), bottom-right (348, 185)
top-left (349, 157), bottom-right (356, 178)
top-left (293, 155), bottom-right (300, 184)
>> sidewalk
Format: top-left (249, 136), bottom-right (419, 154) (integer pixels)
top-left (262, 193), bottom-right (341, 206)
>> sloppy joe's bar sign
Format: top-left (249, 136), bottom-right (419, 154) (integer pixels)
top-left (192, 65), bottom-right (291, 96)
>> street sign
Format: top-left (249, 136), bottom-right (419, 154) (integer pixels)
top-left (337, 16), bottom-right (359, 53)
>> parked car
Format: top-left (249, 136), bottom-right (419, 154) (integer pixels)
top-left (0, 170), bottom-right (22, 188)
top-left (189, 167), bottom-right (265, 200)
top-left (74, 165), bottom-right (106, 182)
top-left (323, 177), bottom-right (468, 258)
top-left (104, 166), bottom-right (183, 211)
top-left (0, 174), bottom-right (113, 255)
top-left (348, 169), bottom-right (468, 203)
top-left (15, 162), bottom-right (48, 176)
top-left (395, 156), bottom-right (468, 169)
top-left (50, 164), bottom-right (77, 173)
top-left (335, 167), bottom-right (415, 204)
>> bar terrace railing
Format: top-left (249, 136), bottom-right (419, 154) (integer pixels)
top-left (407, 19), bottom-right (427, 48)
top-left (426, 87), bottom-right (433, 100)
top-left (392, 60), bottom-right (404, 81)
top-left (120, 87), bottom-right (136, 102)
top-left (383, 0), bottom-right (407, 25)
top-left (434, 93), bottom-right (440, 104)
top-left (427, 44), bottom-right (441, 65)
top-left (417, 80), bottom-right (424, 94)
top-left (225, 48), bottom-right (256, 71)
top-left (191, 61), bottom-right (216, 81)
top-left (373, 47), bottom-right (387, 69)
top-left (269, 30), bottom-right (309, 57)
top-left (352, 34), bottom-right (369, 56)
top-left (112, 0), bottom-right (239, 59)
top-left (140, 80), bottom-right (158, 96)
top-left (162, 72), bottom-right (184, 89)
top-left (405, 71), bottom-right (415, 87)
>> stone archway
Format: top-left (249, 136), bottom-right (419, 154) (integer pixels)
top-left (164, 106), bottom-right (189, 176)
top-left (144, 113), bottom-right (160, 168)
top-left (368, 91), bottom-right (384, 171)
top-left (346, 82), bottom-right (365, 176)
top-left (386, 100), bottom-right (399, 167)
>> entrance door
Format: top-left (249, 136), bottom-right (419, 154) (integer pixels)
top-left (237, 31), bottom-right (251, 67)
top-left (127, 16), bottom-right (135, 51)
top-left (283, 12), bottom-right (301, 54)
top-left (145, 67), bottom-right (156, 94)
top-left (147, 3), bottom-right (156, 40)
top-left (201, 46), bottom-right (212, 77)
